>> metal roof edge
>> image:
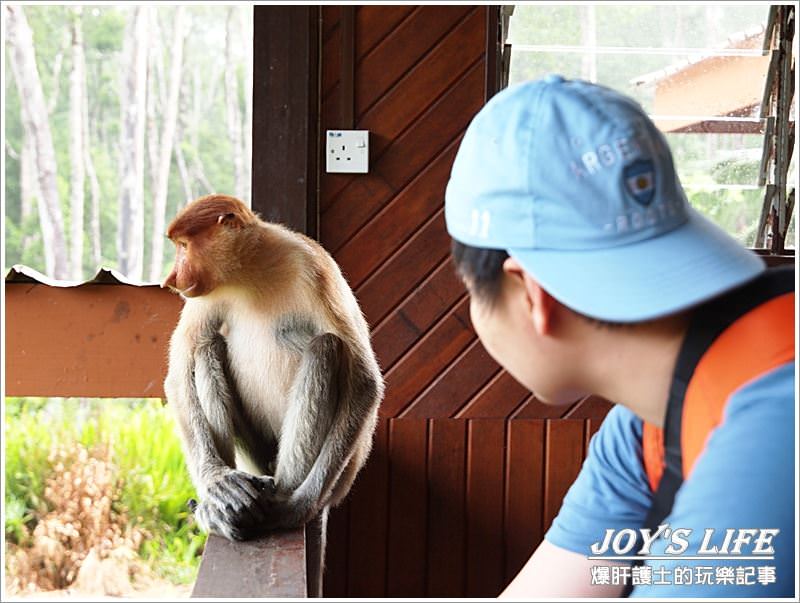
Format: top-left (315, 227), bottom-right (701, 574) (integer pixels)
top-left (5, 265), bottom-right (161, 287)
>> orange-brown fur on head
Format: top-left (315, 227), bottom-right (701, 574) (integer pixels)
top-left (167, 194), bottom-right (259, 241)
top-left (163, 194), bottom-right (262, 297)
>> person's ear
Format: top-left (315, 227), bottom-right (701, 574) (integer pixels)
top-left (502, 257), bottom-right (557, 336)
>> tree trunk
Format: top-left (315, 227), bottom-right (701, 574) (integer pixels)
top-left (116, 6), bottom-right (149, 280)
top-left (69, 7), bottom-right (86, 280)
top-left (189, 63), bottom-right (214, 194)
top-left (175, 123), bottom-right (194, 204)
top-left (146, 9), bottom-right (163, 203)
top-left (20, 132), bottom-right (37, 259)
top-left (240, 6), bottom-right (253, 203)
top-left (146, 52), bottom-right (161, 206)
top-left (83, 55), bottom-right (102, 269)
top-left (175, 61), bottom-right (194, 205)
top-left (149, 6), bottom-right (187, 282)
top-left (225, 7), bottom-right (245, 201)
top-left (6, 4), bottom-right (69, 278)
top-left (47, 30), bottom-right (70, 116)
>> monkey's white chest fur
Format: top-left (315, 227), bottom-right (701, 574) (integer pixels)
top-left (221, 299), bottom-right (331, 439)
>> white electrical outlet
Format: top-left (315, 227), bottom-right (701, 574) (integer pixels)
top-left (326, 130), bottom-right (369, 174)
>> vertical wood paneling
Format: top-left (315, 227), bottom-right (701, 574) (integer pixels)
top-left (543, 420), bottom-right (586, 532)
top-left (504, 419), bottom-right (545, 584)
top-left (466, 420), bottom-right (506, 597)
top-left (345, 418), bottom-right (389, 597)
top-left (563, 396), bottom-right (614, 455)
top-left (386, 419), bottom-right (428, 596)
top-left (427, 419), bottom-right (467, 597)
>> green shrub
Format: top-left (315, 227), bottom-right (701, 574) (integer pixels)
top-left (4, 398), bottom-right (206, 584)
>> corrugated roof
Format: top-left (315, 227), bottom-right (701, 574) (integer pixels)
top-left (5, 264), bottom-right (160, 287)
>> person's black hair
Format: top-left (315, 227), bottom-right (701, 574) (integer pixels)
top-left (451, 239), bottom-right (509, 306)
top-left (451, 239), bottom-right (630, 328)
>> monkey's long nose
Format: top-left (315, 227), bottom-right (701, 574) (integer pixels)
top-left (162, 269), bottom-right (177, 290)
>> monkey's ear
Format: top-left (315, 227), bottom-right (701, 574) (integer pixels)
top-left (217, 212), bottom-right (244, 228)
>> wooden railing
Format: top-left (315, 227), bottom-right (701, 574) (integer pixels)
top-left (5, 277), bottom-right (316, 597)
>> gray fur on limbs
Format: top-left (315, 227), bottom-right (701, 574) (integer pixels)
top-left (185, 320), bottom-right (379, 540)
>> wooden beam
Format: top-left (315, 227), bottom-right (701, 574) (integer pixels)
top-left (339, 6), bottom-right (355, 128)
top-left (251, 6), bottom-right (320, 238)
top-left (485, 5), bottom-right (500, 101)
top-left (5, 283), bottom-right (182, 398)
top-left (192, 530), bottom-right (307, 598)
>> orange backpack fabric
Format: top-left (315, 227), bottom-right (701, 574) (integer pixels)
top-left (642, 291), bottom-right (795, 492)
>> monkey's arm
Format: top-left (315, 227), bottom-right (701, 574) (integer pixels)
top-left (268, 333), bottom-right (382, 529)
top-left (165, 313), bottom-right (273, 541)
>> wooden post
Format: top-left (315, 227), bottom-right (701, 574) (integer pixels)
top-left (251, 5), bottom-right (320, 239)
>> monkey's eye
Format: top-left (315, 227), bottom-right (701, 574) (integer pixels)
top-left (177, 240), bottom-right (188, 249)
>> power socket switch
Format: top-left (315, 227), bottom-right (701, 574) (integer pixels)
top-left (326, 130), bottom-right (369, 174)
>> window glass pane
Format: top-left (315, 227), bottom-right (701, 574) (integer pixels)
top-left (507, 5), bottom-right (774, 247)
top-left (667, 133), bottom-right (764, 246)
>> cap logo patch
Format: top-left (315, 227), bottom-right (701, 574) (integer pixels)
top-left (469, 209), bottom-right (491, 239)
top-left (624, 159), bottom-right (656, 206)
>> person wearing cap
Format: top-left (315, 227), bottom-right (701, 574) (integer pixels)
top-left (445, 75), bottom-right (795, 597)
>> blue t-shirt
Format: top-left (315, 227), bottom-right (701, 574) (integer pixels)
top-left (546, 362), bottom-right (796, 597)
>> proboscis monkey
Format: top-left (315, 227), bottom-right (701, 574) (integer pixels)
top-left (162, 194), bottom-right (383, 552)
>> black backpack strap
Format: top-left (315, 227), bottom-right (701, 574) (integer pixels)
top-left (621, 266), bottom-right (794, 596)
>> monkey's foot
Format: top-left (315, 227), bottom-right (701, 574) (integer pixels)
top-left (191, 471), bottom-right (276, 541)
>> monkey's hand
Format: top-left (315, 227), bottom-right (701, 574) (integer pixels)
top-left (189, 470), bottom-right (276, 541)
top-left (252, 486), bottom-right (317, 532)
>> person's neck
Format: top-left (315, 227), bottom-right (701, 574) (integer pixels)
top-left (581, 315), bottom-right (690, 428)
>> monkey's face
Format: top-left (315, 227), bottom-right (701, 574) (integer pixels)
top-left (163, 235), bottom-right (219, 297)
top-left (163, 195), bottom-right (260, 298)
top-left (467, 268), bottom-right (587, 407)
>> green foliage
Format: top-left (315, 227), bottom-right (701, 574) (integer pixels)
top-left (82, 7), bottom-right (126, 53)
top-left (4, 398), bottom-right (206, 584)
top-left (4, 398), bottom-right (57, 543)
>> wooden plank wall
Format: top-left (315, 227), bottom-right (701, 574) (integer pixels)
top-left (318, 6), bottom-right (612, 597)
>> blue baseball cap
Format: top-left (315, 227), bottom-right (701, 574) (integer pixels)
top-left (445, 75), bottom-right (765, 322)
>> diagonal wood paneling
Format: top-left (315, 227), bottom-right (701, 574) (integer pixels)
top-left (401, 339), bottom-right (500, 419)
top-left (357, 210), bottom-right (451, 327)
top-left (319, 6), bottom-right (613, 598)
top-left (370, 261), bottom-right (464, 370)
top-left (380, 298), bottom-right (474, 418)
top-left (355, 6), bottom-right (475, 118)
top-left (333, 138), bottom-right (461, 288)
top-left (322, 60), bottom-right (483, 251)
